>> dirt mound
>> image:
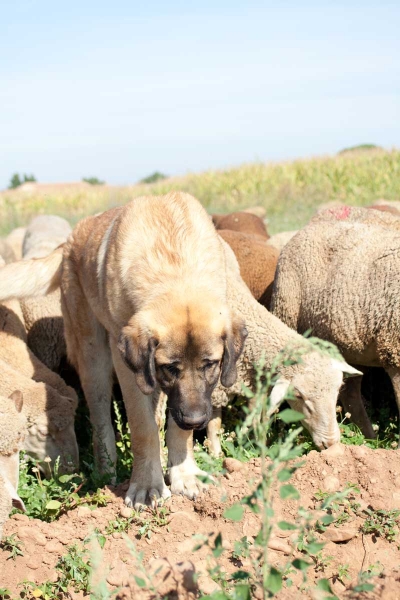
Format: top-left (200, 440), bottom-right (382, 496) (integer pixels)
top-left (1, 444), bottom-right (400, 599)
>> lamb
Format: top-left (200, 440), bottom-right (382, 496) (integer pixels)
top-left (166, 239), bottom-right (360, 485)
top-left (0, 391), bottom-right (26, 539)
top-left (270, 205), bottom-right (400, 441)
top-left (267, 230), bottom-right (298, 254)
top-left (0, 299), bottom-right (78, 474)
top-left (21, 215), bottom-right (72, 371)
top-left (212, 211), bottom-right (269, 239)
top-left (218, 229), bottom-right (279, 309)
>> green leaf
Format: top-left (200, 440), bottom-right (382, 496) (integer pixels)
top-left (277, 521), bottom-right (297, 531)
top-left (223, 504), bottom-right (244, 521)
top-left (45, 500), bottom-right (61, 511)
top-left (265, 567), bottom-right (282, 595)
top-left (231, 570), bottom-right (250, 581)
top-left (320, 514), bottom-right (335, 526)
top-left (354, 583), bottom-right (374, 593)
top-left (134, 576), bottom-right (146, 588)
top-left (58, 474), bottom-right (74, 483)
top-left (292, 558), bottom-right (312, 572)
top-left (231, 584), bottom-right (251, 600)
top-left (278, 409), bottom-right (304, 423)
top-left (305, 541), bottom-right (325, 555)
top-left (316, 578), bottom-right (334, 592)
top-left (280, 484), bottom-right (300, 500)
top-left (277, 468), bottom-right (294, 482)
top-left (212, 533), bottom-right (224, 558)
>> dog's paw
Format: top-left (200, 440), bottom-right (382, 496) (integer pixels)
top-left (124, 467), bottom-right (171, 509)
top-left (168, 462), bottom-right (213, 500)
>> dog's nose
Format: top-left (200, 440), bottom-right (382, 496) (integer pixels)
top-left (180, 412), bottom-right (208, 430)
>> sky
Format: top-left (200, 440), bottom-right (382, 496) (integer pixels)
top-left (1, 0), bottom-right (399, 189)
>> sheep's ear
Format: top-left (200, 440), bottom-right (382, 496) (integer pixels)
top-left (2, 476), bottom-right (26, 512)
top-left (220, 316), bottom-right (248, 388)
top-left (331, 359), bottom-right (362, 378)
top-left (9, 390), bottom-right (23, 413)
top-left (117, 325), bottom-right (158, 395)
top-left (270, 378), bottom-right (291, 408)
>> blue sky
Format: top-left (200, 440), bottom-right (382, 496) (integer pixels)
top-left (1, 1), bottom-right (399, 188)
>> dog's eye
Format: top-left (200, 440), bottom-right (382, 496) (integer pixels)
top-left (163, 364), bottom-right (180, 378)
top-left (202, 360), bottom-right (219, 371)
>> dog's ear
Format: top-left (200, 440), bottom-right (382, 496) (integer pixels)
top-left (220, 315), bottom-right (248, 388)
top-left (117, 325), bottom-right (158, 395)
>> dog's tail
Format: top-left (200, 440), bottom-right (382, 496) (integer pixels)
top-left (0, 245), bottom-right (63, 301)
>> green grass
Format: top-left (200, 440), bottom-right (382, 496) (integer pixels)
top-left (1, 148), bottom-right (399, 235)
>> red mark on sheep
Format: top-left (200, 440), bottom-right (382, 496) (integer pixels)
top-left (327, 206), bottom-right (351, 220)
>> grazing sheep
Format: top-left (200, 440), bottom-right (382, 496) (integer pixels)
top-left (0, 300), bottom-right (78, 474)
top-left (270, 205), bottom-right (400, 440)
top-left (218, 229), bottom-right (279, 309)
top-left (267, 230), bottom-right (298, 254)
top-left (4, 227), bottom-right (26, 261)
top-left (166, 240), bottom-right (360, 490)
top-left (212, 211), bottom-right (269, 239)
top-left (367, 203), bottom-right (400, 216)
top-left (21, 215), bottom-right (72, 371)
top-left (22, 215), bottom-right (72, 259)
top-left (0, 391), bottom-right (26, 538)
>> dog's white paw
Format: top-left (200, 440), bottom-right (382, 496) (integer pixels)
top-left (168, 462), bottom-right (213, 500)
top-left (124, 467), bottom-right (171, 509)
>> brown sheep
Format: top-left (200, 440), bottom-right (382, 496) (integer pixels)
top-left (212, 211), bottom-right (269, 239)
top-left (367, 203), bottom-right (400, 216)
top-left (218, 230), bottom-right (279, 309)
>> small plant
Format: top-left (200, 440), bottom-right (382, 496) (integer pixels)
top-left (361, 508), bottom-right (400, 542)
top-left (0, 588), bottom-right (12, 600)
top-left (114, 399), bottom-right (133, 482)
top-left (336, 563), bottom-right (351, 585)
top-left (0, 534), bottom-right (24, 560)
top-left (82, 177), bottom-right (105, 185)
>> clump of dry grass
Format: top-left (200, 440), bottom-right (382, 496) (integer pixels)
top-left (1, 148), bottom-right (399, 234)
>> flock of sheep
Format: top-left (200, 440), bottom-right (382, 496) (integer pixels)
top-left (1, 194), bottom-right (399, 536)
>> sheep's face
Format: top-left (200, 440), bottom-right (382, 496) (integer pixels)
top-left (25, 415), bottom-right (79, 477)
top-left (271, 357), bottom-right (360, 449)
top-left (118, 299), bottom-right (247, 431)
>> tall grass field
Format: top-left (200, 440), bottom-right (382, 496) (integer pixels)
top-left (1, 148), bottom-right (399, 235)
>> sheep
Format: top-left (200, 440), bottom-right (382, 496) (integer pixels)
top-left (166, 239), bottom-right (360, 489)
top-left (267, 230), bottom-right (298, 254)
top-left (367, 203), bottom-right (400, 216)
top-left (22, 215), bottom-right (72, 259)
top-left (0, 391), bottom-right (26, 539)
top-left (218, 229), bottom-right (279, 309)
top-left (270, 205), bottom-right (400, 441)
top-left (21, 215), bottom-right (72, 371)
top-left (212, 211), bottom-right (269, 239)
top-left (242, 205), bottom-right (267, 219)
top-left (4, 227), bottom-right (26, 261)
top-left (0, 300), bottom-right (79, 474)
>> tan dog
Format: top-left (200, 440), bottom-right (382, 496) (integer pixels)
top-left (0, 193), bottom-right (247, 508)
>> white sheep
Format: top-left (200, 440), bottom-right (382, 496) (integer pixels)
top-left (21, 215), bottom-right (72, 371)
top-left (0, 390), bottom-right (26, 539)
top-left (0, 299), bottom-right (78, 474)
top-left (270, 205), bottom-right (400, 442)
top-left (266, 230), bottom-right (298, 254)
top-left (4, 227), bottom-right (26, 261)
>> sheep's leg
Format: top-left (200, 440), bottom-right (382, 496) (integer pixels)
top-left (339, 376), bottom-right (376, 439)
top-left (110, 339), bottom-right (170, 509)
top-left (166, 414), bottom-right (211, 499)
top-left (384, 366), bottom-right (400, 448)
top-left (206, 407), bottom-right (223, 457)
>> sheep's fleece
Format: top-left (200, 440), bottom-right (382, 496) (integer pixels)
top-left (270, 206), bottom-right (400, 429)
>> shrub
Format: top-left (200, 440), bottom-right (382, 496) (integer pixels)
top-left (139, 171), bottom-right (168, 184)
top-left (82, 177), bottom-right (105, 185)
top-left (8, 173), bottom-right (36, 189)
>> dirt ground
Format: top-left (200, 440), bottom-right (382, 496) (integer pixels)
top-left (1, 444), bottom-right (400, 599)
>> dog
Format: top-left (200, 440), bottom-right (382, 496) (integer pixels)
top-left (0, 192), bottom-right (247, 507)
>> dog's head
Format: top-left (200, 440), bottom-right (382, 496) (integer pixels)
top-left (118, 295), bottom-right (247, 430)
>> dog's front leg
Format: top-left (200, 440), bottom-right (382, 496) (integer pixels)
top-left (110, 341), bottom-right (170, 509)
top-left (166, 414), bottom-right (211, 499)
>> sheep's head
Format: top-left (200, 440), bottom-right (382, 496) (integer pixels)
top-left (25, 410), bottom-right (79, 477)
top-left (0, 391), bottom-right (26, 512)
top-left (271, 355), bottom-right (361, 449)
